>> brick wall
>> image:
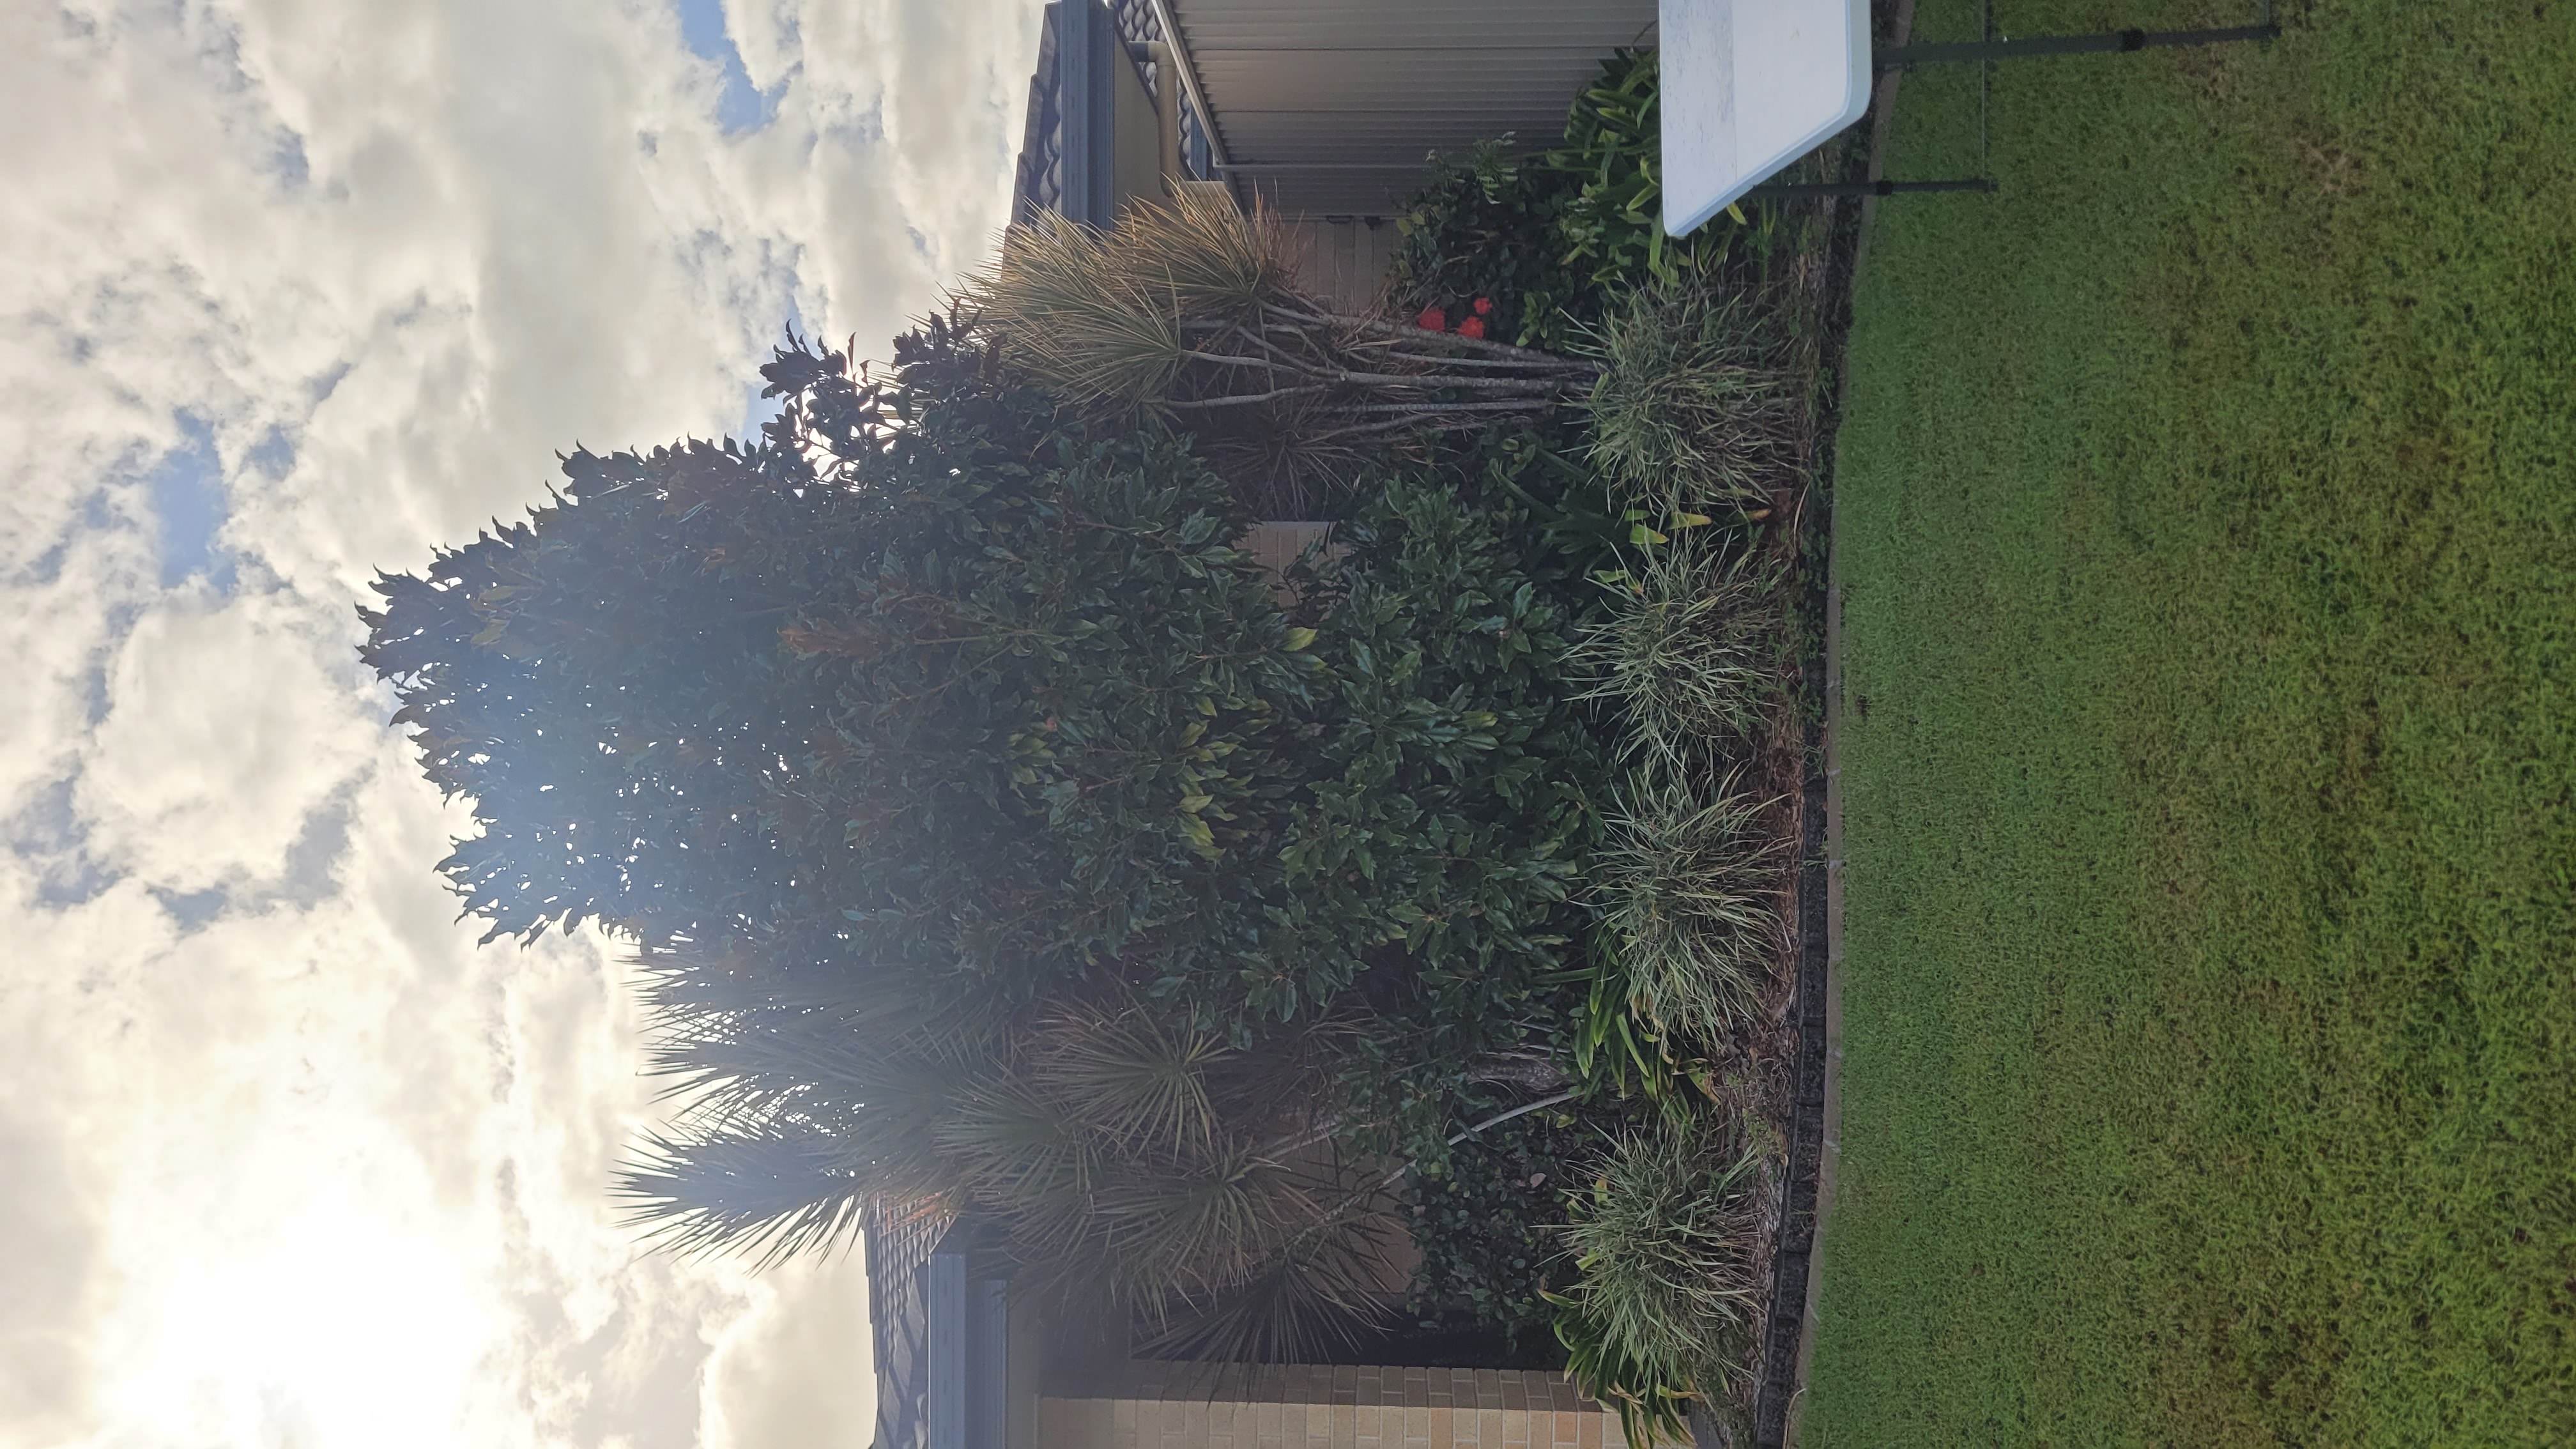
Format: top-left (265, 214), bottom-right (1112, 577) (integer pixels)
top-left (1038, 1362), bottom-right (1628, 1449)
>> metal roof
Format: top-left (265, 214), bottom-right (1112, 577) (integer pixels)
top-left (866, 1204), bottom-right (952, 1449)
top-left (1167, 0), bottom-right (1659, 215)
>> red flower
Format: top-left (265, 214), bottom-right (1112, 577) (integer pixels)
top-left (1415, 305), bottom-right (1448, 332)
top-left (1472, 296), bottom-right (1495, 316)
top-left (1456, 315), bottom-right (1487, 340)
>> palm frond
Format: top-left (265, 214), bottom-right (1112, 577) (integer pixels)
top-left (614, 1124), bottom-right (880, 1268)
top-left (1133, 1204), bottom-right (1399, 1365)
top-left (1030, 1001), bottom-right (1226, 1153)
top-left (954, 210), bottom-right (1187, 408)
top-left (1105, 187), bottom-right (1300, 322)
top-left (1084, 1145), bottom-right (1319, 1297)
top-left (953, 192), bottom-right (1595, 512)
top-left (935, 1070), bottom-right (1107, 1217)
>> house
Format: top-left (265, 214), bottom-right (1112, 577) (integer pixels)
top-left (862, 1204), bottom-right (1630, 1449)
top-left (1008, 0), bottom-right (1657, 309)
top-left (861, 6), bottom-right (1660, 1445)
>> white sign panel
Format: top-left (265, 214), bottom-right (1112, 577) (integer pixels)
top-left (1661, 0), bottom-right (1874, 236)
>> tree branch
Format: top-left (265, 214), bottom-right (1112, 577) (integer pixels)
top-left (1165, 385), bottom-right (1335, 410)
top-left (1268, 303), bottom-right (1588, 367)
top-left (1373, 1089), bottom-right (1581, 1193)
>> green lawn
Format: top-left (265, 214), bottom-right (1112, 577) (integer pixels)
top-left (1806, 3), bottom-right (2576, 1444)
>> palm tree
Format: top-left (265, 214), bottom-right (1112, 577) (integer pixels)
top-left (955, 192), bottom-right (1602, 514)
top-left (615, 935), bottom-right (1406, 1361)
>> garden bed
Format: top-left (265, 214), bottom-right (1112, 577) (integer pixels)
top-left (1373, 63), bottom-right (1867, 1439)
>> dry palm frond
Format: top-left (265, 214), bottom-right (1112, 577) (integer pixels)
top-left (1103, 184), bottom-right (1300, 321)
top-left (1132, 1200), bottom-right (1398, 1364)
top-left (1087, 1145), bottom-right (1312, 1294)
top-left (990, 1117), bottom-right (1400, 1363)
top-left (1597, 769), bottom-right (1790, 1043)
top-left (964, 209), bottom-right (1189, 408)
top-left (615, 1124), bottom-right (878, 1268)
top-left (1580, 282), bottom-right (1800, 512)
top-left (1027, 1000), bottom-right (1227, 1154)
top-left (1560, 1114), bottom-right (1768, 1412)
top-left (935, 1071), bottom-right (1105, 1215)
top-left (954, 191), bottom-right (1599, 511)
top-left (622, 949), bottom-right (1394, 1365)
top-left (1571, 540), bottom-right (1779, 767)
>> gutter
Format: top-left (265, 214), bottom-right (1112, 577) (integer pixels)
top-left (1140, 0), bottom-right (1229, 171)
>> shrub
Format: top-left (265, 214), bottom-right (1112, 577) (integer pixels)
top-left (1580, 282), bottom-right (1801, 512)
top-left (1392, 48), bottom-right (1750, 353)
top-left (361, 330), bottom-right (1627, 1353)
top-left (1569, 540), bottom-right (1780, 769)
top-left (1595, 769), bottom-right (1790, 1045)
top-left (1285, 450), bottom-right (1621, 1153)
top-left (1548, 49), bottom-right (1708, 293)
top-left (1554, 1114), bottom-right (1768, 1439)
top-left (1389, 142), bottom-right (1592, 353)
top-left (624, 959), bottom-right (1403, 1361)
top-left (956, 194), bottom-right (1598, 514)
top-left (1400, 1094), bottom-right (1655, 1347)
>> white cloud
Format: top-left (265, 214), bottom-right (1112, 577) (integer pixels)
top-left (78, 591), bottom-right (372, 893)
top-left (0, 0), bottom-right (1043, 1443)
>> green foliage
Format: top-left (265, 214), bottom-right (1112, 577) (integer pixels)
top-left (1551, 1296), bottom-right (1696, 1449)
top-left (362, 325), bottom-right (1632, 1352)
top-left (1392, 47), bottom-right (1754, 353)
top-left (1570, 541), bottom-right (1781, 769)
top-left (1579, 282), bottom-right (1800, 513)
top-left (782, 428), bottom-right (1329, 1010)
top-left (1547, 49), bottom-right (1708, 293)
top-left (1389, 142), bottom-right (1590, 353)
top-left (1567, 944), bottom-right (1685, 1110)
top-left (1399, 1098), bottom-right (1630, 1346)
top-left (362, 33), bottom-right (1830, 1373)
top-left (1282, 457), bottom-right (1614, 1070)
top-left (1595, 771), bottom-right (1788, 1046)
top-left (1383, 76), bottom-right (1815, 1393)
top-left (354, 439), bottom-right (833, 947)
top-left (363, 325), bottom-right (1330, 1008)
top-left (1554, 1114), bottom-right (1768, 1434)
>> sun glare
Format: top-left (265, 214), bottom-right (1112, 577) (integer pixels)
top-left (99, 1191), bottom-right (496, 1448)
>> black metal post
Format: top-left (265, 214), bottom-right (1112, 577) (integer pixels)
top-left (1878, 23), bottom-right (2278, 68)
top-left (1744, 178), bottom-right (1998, 200)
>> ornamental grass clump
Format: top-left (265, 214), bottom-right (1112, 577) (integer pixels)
top-left (1597, 770), bottom-right (1789, 1043)
top-left (1580, 282), bottom-right (1800, 512)
top-left (1554, 1114), bottom-right (1769, 1441)
top-left (1570, 540), bottom-right (1778, 768)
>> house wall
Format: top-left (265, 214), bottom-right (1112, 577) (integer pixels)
top-left (1108, 40), bottom-right (1169, 218)
top-left (1284, 219), bottom-right (1400, 317)
top-left (1009, 1291), bottom-right (1050, 1449)
top-left (1163, 0), bottom-right (1660, 217)
top-left (1038, 1362), bottom-right (1628, 1449)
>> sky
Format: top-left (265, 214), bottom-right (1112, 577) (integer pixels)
top-left (0, 1), bottom-right (1043, 1445)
